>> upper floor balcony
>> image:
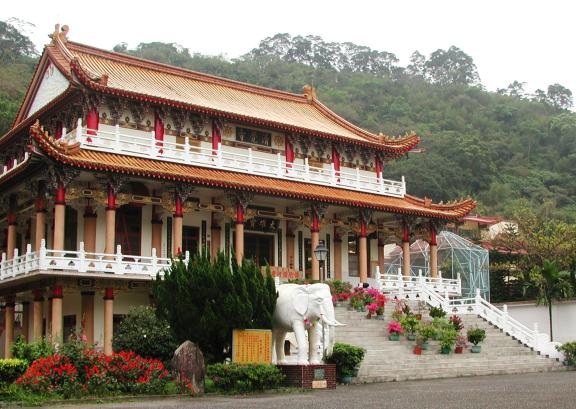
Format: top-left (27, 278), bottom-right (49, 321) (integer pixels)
top-left (63, 120), bottom-right (406, 198)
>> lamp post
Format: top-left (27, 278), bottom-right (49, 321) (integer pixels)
top-left (314, 240), bottom-right (328, 282)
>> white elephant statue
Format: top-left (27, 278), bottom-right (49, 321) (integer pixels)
top-left (272, 283), bottom-right (345, 365)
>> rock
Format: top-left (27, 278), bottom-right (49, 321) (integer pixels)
top-left (171, 340), bottom-right (205, 395)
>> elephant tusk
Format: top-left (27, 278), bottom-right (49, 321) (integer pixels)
top-left (321, 314), bottom-right (346, 327)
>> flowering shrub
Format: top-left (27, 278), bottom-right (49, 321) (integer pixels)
top-left (367, 303), bottom-right (378, 314)
top-left (456, 336), bottom-right (468, 348)
top-left (16, 351), bottom-right (170, 397)
top-left (449, 315), bottom-right (464, 331)
top-left (388, 321), bottom-right (403, 335)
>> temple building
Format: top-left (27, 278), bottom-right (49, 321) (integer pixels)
top-left (0, 25), bottom-right (475, 357)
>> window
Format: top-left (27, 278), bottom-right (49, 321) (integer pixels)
top-left (115, 205), bottom-right (142, 255)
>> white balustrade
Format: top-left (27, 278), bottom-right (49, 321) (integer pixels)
top-left (383, 275), bottom-right (562, 359)
top-left (0, 240), bottom-right (172, 281)
top-left (1, 151), bottom-right (30, 177)
top-left (64, 125), bottom-right (406, 198)
top-left (378, 269), bottom-right (461, 296)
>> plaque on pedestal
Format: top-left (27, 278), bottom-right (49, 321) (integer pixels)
top-left (276, 364), bottom-right (336, 389)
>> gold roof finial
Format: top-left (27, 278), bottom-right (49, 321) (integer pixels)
top-left (303, 85), bottom-right (317, 103)
top-left (49, 23), bottom-right (69, 45)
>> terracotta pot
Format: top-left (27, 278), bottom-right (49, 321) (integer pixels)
top-left (455, 346), bottom-right (463, 354)
top-left (415, 313), bottom-right (422, 320)
top-left (413, 346), bottom-right (422, 355)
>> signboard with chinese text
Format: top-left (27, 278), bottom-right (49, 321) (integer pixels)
top-left (232, 329), bottom-right (272, 364)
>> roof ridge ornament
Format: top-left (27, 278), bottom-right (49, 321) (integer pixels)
top-left (303, 85), bottom-right (317, 103)
top-left (50, 23), bottom-right (69, 45)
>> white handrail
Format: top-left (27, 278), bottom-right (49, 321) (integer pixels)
top-left (65, 125), bottom-right (407, 198)
top-left (386, 280), bottom-right (562, 359)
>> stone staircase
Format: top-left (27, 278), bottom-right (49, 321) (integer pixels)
top-left (334, 304), bottom-right (565, 383)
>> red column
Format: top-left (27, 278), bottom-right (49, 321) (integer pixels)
top-left (359, 214), bottom-right (368, 283)
top-left (235, 201), bottom-right (244, 265)
top-left (375, 154), bottom-right (383, 180)
top-left (212, 120), bottom-right (222, 155)
top-left (285, 136), bottom-right (294, 168)
top-left (154, 112), bottom-right (164, 154)
top-left (86, 108), bottom-right (99, 142)
top-left (53, 183), bottom-right (66, 252)
top-left (103, 288), bottom-right (114, 356)
top-left (402, 221), bottom-right (411, 278)
top-left (429, 223), bottom-right (438, 278)
top-left (173, 193), bottom-right (183, 256)
top-left (332, 145), bottom-right (341, 181)
top-left (311, 209), bottom-right (320, 281)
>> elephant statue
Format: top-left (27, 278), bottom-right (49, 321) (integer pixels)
top-left (272, 283), bottom-right (345, 365)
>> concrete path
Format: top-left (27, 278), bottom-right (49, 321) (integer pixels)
top-left (58, 371), bottom-right (575, 409)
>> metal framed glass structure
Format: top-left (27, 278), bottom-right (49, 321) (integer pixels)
top-left (385, 231), bottom-right (490, 300)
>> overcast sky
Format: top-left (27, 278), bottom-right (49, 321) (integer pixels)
top-left (2, 0), bottom-right (574, 95)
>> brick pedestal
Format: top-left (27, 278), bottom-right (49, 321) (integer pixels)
top-left (277, 364), bottom-right (336, 389)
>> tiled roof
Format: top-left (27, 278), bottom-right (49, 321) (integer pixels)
top-left (13, 30), bottom-right (420, 153)
top-left (30, 123), bottom-right (475, 221)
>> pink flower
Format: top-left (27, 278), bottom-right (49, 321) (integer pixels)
top-left (367, 303), bottom-right (378, 313)
top-left (388, 321), bottom-right (403, 335)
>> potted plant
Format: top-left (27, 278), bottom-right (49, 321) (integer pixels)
top-left (416, 322), bottom-right (436, 350)
top-left (455, 335), bottom-right (467, 353)
top-left (366, 303), bottom-right (378, 319)
top-left (467, 327), bottom-right (486, 353)
top-left (438, 328), bottom-right (457, 354)
top-left (388, 321), bottom-right (403, 341)
top-left (375, 293), bottom-right (386, 319)
top-left (325, 342), bottom-right (366, 384)
top-left (400, 315), bottom-right (419, 341)
top-left (350, 296), bottom-right (365, 312)
top-left (449, 314), bottom-right (464, 331)
top-left (391, 299), bottom-right (406, 322)
top-left (414, 336), bottom-right (427, 355)
top-left (429, 306), bottom-right (447, 319)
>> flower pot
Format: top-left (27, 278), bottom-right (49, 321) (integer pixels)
top-left (389, 333), bottom-right (400, 341)
top-left (415, 313), bottom-right (422, 320)
top-left (366, 312), bottom-right (372, 319)
top-left (455, 346), bottom-right (463, 354)
top-left (340, 375), bottom-right (353, 385)
top-left (471, 345), bottom-right (482, 353)
top-left (407, 333), bottom-right (416, 341)
top-left (440, 346), bottom-right (451, 354)
top-left (421, 342), bottom-right (430, 350)
top-left (375, 315), bottom-right (385, 320)
top-left (413, 346), bottom-right (422, 355)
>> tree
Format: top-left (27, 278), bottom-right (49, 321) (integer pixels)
top-left (406, 51), bottom-right (426, 78)
top-left (425, 46), bottom-right (480, 85)
top-left (0, 19), bottom-right (37, 64)
top-left (546, 83), bottom-right (573, 110)
top-left (152, 251), bottom-right (277, 363)
top-left (524, 260), bottom-right (572, 341)
top-left (497, 81), bottom-right (526, 99)
top-left (112, 305), bottom-right (177, 363)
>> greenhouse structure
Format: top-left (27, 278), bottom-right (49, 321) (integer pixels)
top-left (385, 231), bottom-right (490, 300)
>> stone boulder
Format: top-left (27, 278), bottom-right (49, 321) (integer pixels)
top-left (171, 340), bottom-right (205, 395)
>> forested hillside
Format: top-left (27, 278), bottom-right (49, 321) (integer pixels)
top-left (2, 23), bottom-right (575, 221)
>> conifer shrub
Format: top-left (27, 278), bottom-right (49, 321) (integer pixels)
top-left (153, 251), bottom-right (277, 363)
top-left (206, 363), bottom-right (284, 393)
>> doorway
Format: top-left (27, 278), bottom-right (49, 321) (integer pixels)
top-left (182, 226), bottom-right (199, 255)
top-left (243, 233), bottom-right (274, 266)
top-left (115, 205), bottom-right (142, 255)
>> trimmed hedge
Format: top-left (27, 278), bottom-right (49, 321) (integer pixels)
top-left (0, 359), bottom-right (27, 385)
top-left (325, 342), bottom-right (366, 378)
top-left (206, 363), bottom-right (284, 393)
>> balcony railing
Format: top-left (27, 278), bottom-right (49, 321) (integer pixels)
top-left (377, 268), bottom-right (462, 296)
top-left (0, 240), bottom-right (171, 281)
top-left (63, 120), bottom-right (406, 198)
top-left (1, 152), bottom-right (30, 178)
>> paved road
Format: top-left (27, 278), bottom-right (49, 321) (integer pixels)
top-left (61, 372), bottom-right (575, 409)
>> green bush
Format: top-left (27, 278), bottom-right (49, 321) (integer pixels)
top-left (556, 342), bottom-right (576, 366)
top-left (467, 327), bottom-right (486, 345)
top-left (206, 363), bottom-right (284, 393)
top-left (438, 328), bottom-right (458, 350)
top-left (0, 359), bottom-right (27, 385)
top-left (153, 252), bottom-right (277, 363)
top-left (10, 336), bottom-right (54, 365)
top-left (113, 306), bottom-right (178, 363)
top-left (325, 342), bottom-right (366, 379)
top-left (400, 315), bottom-right (420, 335)
top-left (429, 306), bottom-right (447, 318)
top-left (417, 322), bottom-right (437, 342)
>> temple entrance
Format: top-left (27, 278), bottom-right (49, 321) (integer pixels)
top-left (244, 232), bottom-right (273, 266)
top-left (115, 205), bottom-right (142, 256)
top-left (182, 226), bottom-right (199, 255)
top-left (304, 238), bottom-right (312, 278)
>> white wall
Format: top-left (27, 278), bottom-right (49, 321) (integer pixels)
top-left (27, 62), bottom-right (69, 117)
top-left (497, 300), bottom-right (576, 343)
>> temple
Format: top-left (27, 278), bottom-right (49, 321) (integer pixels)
top-left (0, 25), bottom-right (475, 357)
